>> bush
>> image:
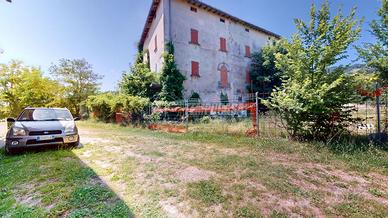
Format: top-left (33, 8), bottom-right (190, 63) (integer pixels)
top-left (220, 92), bottom-right (229, 105)
top-left (86, 93), bottom-right (150, 123)
top-left (200, 116), bottom-right (211, 124)
top-left (189, 92), bottom-right (201, 105)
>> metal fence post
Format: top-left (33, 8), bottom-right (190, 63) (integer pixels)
top-left (255, 92), bottom-right (259, 137)
top-left (185, 99), bottom-right (189, 131)
top-left (376, 83), bottom-right (381, 134)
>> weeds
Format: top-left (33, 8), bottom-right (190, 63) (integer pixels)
top-left (187, 180), bottom-right (225, 205)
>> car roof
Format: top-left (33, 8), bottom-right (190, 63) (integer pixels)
top-left (24, 107), bottom-right (69, 110)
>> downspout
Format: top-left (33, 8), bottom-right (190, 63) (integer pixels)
top-left (168, 0), bottom-right (172, 42)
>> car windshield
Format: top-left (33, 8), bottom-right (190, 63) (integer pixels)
top-left (17, 109), bottom-right (73, 121)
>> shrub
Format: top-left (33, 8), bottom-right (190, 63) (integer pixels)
top-left (86, 93), bottom-right (150, 123)
top-left (189, 92), bottom-right (201, 105)
top-left (85, 93), bottom-right (115, 122)
top-left (220, 92), bottom-right (229, 105)
top-left (200, 116), bottom-right (211, 124)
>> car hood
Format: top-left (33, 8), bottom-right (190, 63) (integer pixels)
top-left (14, 121), bottom-right (75, 132)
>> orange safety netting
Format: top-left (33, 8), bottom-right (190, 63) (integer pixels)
top-left (358, 85), bottom-right (388, 97)
top-left (153, 102), bottom-right (259, 128)
top-left (153, 102), bottom-right (256, 113)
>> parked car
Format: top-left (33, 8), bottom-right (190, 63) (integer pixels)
top-left (5, 108), bottom-right (80, 154)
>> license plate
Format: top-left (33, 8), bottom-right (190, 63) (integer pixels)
top-left (37, 135), bottom-right (54, 141)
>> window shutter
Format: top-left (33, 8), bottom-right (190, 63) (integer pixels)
top-left (220, 66), bottom-right (228, 88)
top-left (191, 61), bottom-right (199, 77)
top-left (220, 37), bottom-right (226, 51)
top-left (245, 46), bottom-right (251, 57)
top-left (191, 29), bottom-right (198, 44)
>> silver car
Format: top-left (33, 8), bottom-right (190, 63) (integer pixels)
top-left (5, 108), bottom-right (80, 154)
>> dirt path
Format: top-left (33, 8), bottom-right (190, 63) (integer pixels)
top-left (74, 123), bottom-right (388, 217)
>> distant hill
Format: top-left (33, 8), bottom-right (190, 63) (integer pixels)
top-left (344, 64), bottom-right (369, 74)
top-left (330, 64), bottom-right (374, 74)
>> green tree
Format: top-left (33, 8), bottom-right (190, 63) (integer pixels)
top-left (356, 0), bottom-right (388, 85)
top-left (119, 63), bottom-right (158, 100)
top-left (0, 60), bottom-right (63, 117)
top-left (159, 42), bottom-right (185, 101)
top-left (248, 40), bottom-right (286, 95)
top-left (265, 2), bottom-right (362, 140)
top-left (50, 58), bottom-right (102, 116)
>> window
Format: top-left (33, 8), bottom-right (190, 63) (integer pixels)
top-left (154, 35), bottom-right (158, 52)
top-left (190, 6), bottom-right (197, 12)
top-left (191, 61), bottom-right (199, 77)
top-left (245, 45), bottom-right (251, 57)
top-left (245, 28), bottom-right (250, 32)
top-left (220, 18), bottom-right (225, 23)
top-left (220, 65), bottom-right (228, 88)
top-left (220, 37), bottom-right (227, 52)
top-left (190, 29), bottom-right (199, 45)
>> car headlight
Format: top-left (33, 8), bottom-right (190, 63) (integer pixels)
top-left (65, 126), bottom-right (76, 134)
top-left (13, 127), bottom-right (26, 136)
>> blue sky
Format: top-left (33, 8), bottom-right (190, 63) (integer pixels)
top-left (0, 0), bottom-right (382, 91)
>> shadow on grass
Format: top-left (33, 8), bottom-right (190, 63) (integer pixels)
top-left (0, 143), bottom-right (134, 217)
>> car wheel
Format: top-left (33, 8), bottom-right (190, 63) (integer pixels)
top-left (5, 145), bottom-right (17, 155)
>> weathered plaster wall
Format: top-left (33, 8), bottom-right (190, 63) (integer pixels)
top-left (142, 0), bottom-right (166, 73)
top-left (169, 0), bottom-right (273, 102)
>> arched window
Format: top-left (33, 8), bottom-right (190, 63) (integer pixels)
top-left (220, 65), bottom-right (228, 88)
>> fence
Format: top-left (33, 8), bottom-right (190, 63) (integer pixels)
top-left (143, 86), bottom-right (387, 142)
top-left (146, 93), bottom-right (288, 137)
top-left (351, 85), bottom-right (388, 137)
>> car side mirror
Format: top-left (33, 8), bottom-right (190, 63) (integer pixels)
top-left (6, 118), bottom-right (15, 123)
top-left (74, 117), bottom-right (80, 121)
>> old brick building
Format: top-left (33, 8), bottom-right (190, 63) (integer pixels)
top-left (140, 0), bottom-right (280, 102)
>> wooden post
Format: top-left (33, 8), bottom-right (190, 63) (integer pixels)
top-left (376, 83), bottom-right (381, 135)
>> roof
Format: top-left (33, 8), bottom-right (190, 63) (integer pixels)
top-left (139, 0), bottom-right (281, 47)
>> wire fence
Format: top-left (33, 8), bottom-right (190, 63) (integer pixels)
top-left (143, 88), bottom-right (388, 142)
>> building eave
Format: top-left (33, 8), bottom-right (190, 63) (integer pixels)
top-left (139, 0), bottom-right (161, 48)
top-left (139, 0), bottom-right (281, 48)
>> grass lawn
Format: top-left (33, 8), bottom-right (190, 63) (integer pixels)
top-left (0, 121), bottom-right (387, 217)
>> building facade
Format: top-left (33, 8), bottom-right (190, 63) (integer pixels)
top-left (140, 0), bottom-right (280, 103)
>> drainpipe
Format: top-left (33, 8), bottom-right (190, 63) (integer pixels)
top-left (168, 0), bottom-right (172, 41)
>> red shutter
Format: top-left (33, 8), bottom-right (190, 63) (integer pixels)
top-left (220, 66), bottom-right (228, 87)
top-left (245, 46), bottom-right (251, 57)
top-left (191, 61), bottom-right (199, 77)
top-left (220, 37), bottom-right (226, 52)
top-left (191, 29), bottom-right (198, 44)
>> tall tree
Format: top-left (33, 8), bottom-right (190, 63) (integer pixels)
top-left (248, 40), bottom-right (286, 95)
top-left (119, 63), bottom-right (158, 100)
top-left (356, 0), bottom-right (388, 85)
top-left (0, 60), bottom-right (63, 117)
top-left (265, 2), bottom-right (362, 140)
top-left (50, 58), bottom-right (102, 116)
top-left (159, 42), bottom-right (185, 101)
